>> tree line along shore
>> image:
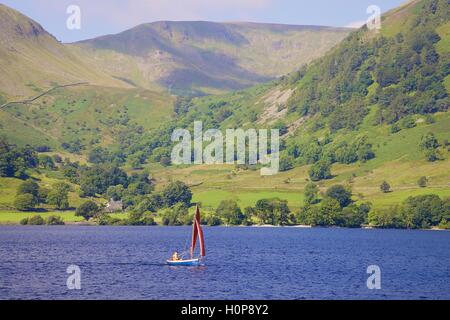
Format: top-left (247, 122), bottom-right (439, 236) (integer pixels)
top-left (1, 138), bottom-right (448, 229)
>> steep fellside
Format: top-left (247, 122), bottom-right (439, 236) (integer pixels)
top-left (72, 21), bottom-right (350, 95)
top-left (0, 4), bottom-right (129, 100)
top-left (120, 0), bottom-right (449, 213)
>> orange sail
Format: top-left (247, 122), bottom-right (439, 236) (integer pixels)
top-left (190, 206), bottom-right (205, 258)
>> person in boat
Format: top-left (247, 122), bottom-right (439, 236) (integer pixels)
top-left (171, 251), bottom-right (180, 261)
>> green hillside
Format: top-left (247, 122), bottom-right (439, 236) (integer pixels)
top-left (0, 4), bottom-right (129, 100)
top-left (128, 0), bottom-right (450, 222)
top-left (0, 85), bottom-right (174, 150)
top-left (0, 0), bottom-right (448, 228)
top-left (73, 21), bottom-right (350, 95)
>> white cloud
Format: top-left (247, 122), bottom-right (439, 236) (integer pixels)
top-left (344, 20), bottom-right (366, 29)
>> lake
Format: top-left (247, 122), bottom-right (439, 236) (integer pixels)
top-left (0, 226), bottom-right (449, 300)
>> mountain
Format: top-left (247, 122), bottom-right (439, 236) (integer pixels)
top-left (115, 0), bottom-right (448, 213)
top-left (72, 21), bottom-right (350, 95)
top-left (0, 0), bottom-right (448, 227)
top-left (0, 4), bottom-right (128, 99)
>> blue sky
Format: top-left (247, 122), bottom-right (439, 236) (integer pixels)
top-left (0, 0), bottom-right (407, 43)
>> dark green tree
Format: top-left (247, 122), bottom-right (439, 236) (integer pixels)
top-left (75, 201), bottom-right (100, 221)
top-left (46, 215), bottom-right (65, 225)
top-left (420, 132), bottom-right (440, 150)
top-left (161, 203), bottom-right (189, 226)
top-left (326, 185), bottom-right (352, 207)
top-left (380, 181), bottom-right (391, 193)
top-left (279, 156), bottom-right (294, 172)
top-left (17, 180), bottom-right (40, 203)
top-left (304, 182), bottom-right (319, 205)
top-left (308, 160), bottom-right (332, 181)
top-left (47, 182), bottom-right (70, 210)
top-left (216, 200), bottom-right (244, 225)
top-left (28, 215), bottom-right (45, 225)
top-left (418, 176), bottom-right (428, 188)
top-left (38, 155), bottom-right (55, 169)
top-left (14, 193), bottom-right (37, 211)
top-left (254, 198), bottom-right (292, 225)
top-left (162, 181), bottom-right (192, 207)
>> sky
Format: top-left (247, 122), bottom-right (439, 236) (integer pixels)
top-left (0, 0), bottom-right (407, 43)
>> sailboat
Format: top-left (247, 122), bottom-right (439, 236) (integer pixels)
top-left (167, 205), bottom-right (205, 266)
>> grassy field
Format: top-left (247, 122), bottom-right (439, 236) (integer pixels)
top-left (0, 173), bottom-right (101, 224)
top-left (0, 211), bottom-right (83, 224)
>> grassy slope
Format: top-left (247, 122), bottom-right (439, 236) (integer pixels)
top-left (146, 113), bottom-right (449, 213)
top-left (73, 22), bottom-right (350, 95)
top-left (0, 4), bottom-right (128, 99)
top-left (0, 85), bottom-right (174, 149)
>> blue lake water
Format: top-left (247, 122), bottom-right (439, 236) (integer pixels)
top-left (0, 226), bottom-right (449, 300)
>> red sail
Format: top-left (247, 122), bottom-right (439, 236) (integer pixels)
top-left (197, 213), bottom-right (205, 257)
top-left (190, 206), bottom-right (205, 257)
top-left (190, 215), bottom-right (198, 257)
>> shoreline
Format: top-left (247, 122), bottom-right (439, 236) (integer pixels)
top-left (0, 221), bottom-right (447, 231)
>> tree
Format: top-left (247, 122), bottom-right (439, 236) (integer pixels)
top-left (207, 215), bottom-right (222, 226)
top-left (75, 201), bottom-right (100, 221)
top-left (14, 193), bottom-right (37, 211)
top-left (334, 143), bottom-right (358, 164)
top-left (38, 155), bottom-right (55, 169)
top-left (161, 203), bottom-right (189, 226)
top-left (380, 181), bottom-right (391, 193)
top-left (318, 198), bottom-right (341, 226)
top-left (368, 206), bottom-right (406, 229)
top-left (134, 193), bottom-right (163, 213)
top-left (308, 160), bottom-right (332, 181)
top-left (424, 149), bottom-right (440, 162)
top-left (216, 200), bottom-right (244, 225)
top-left (304, 182), bottom-right (319, 205)
top-left (420, 132), bottom-right (440, 150)
top-left (46, 215), bottom-right (65, 225)
top-left (28, 215), bottom-right (45, 225)
top-left (142, 214), bottom-right (157, 226)
top-left (88, 147), bottom-right (111, 164)
top-left (390, 123), bottom-right (401, 134)
top-left (357, 144), bottom-right (375, 162)
top-left (279, 156), bottom-right (294, 172)
top-left (79, 165), bottom-right (128, 197)
top-left (162, 181), bottom-right (192, 207)
top-left (47, 182), bottom-right (70, 210)
top-left (402, 194), bottom-right (444, 229)
top-left (326, 185), bottom-right (352, 207)
top-left (254, 198), bottom-right (292, 225)
top-left (0, 139), bottom-right (38, 177)
top-left (17, 180), bottom-right (40, 203)
top-left (336, 203), bottom-right (370, 228)
top-left (418, 176), bottom-right (428, 188)
top-left (39, 187), bottom-right (50, 204)
top-left (420, 132), bottom-right (441, 162)
top-left (106, 185), bottom-right (124, 201)
top-left (401, 116), bottom-right (416, 129)
top-left (127, 210), bottom-right (145, 226)
top-left (53, 154), bottom-right (62, 163)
